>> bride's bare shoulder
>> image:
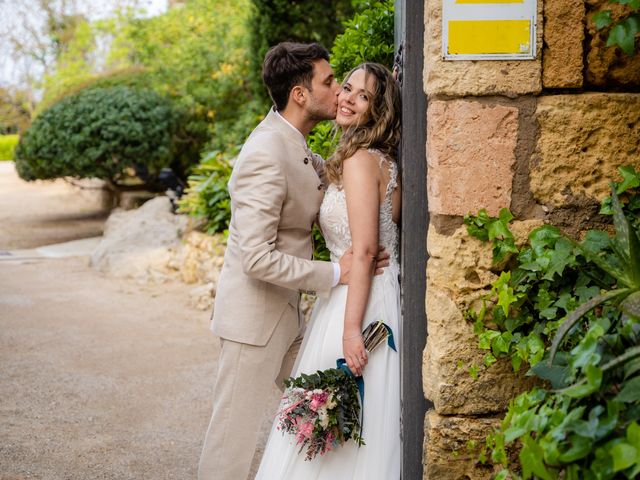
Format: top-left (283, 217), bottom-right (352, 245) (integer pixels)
top-left (342, 148), bottom-right (379, 166)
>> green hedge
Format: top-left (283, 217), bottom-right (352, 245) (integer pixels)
top-left (0, 135), bottom-right (19, 161)
top-left (15, 86), bottom-right (176, 183)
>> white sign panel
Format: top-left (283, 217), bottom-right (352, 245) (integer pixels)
top-left (442, 0), bottom-right (537, 60)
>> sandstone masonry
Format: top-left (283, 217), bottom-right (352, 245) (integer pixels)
top-left (421, 1), bottom-right (640, 478)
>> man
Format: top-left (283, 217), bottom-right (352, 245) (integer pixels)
top-left (198, 42), bottom-right (364, 480)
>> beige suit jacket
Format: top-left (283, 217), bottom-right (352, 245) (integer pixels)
top-left (211, 108), bottom-right (334, 346)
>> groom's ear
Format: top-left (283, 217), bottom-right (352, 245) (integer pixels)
top-left (290, 85), bottom-right (306, 107)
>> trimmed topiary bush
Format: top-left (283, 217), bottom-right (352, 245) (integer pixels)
top-left (15, 86), bottom-right (177, 186)
top-left (0, 135), bottom-right (19, 161)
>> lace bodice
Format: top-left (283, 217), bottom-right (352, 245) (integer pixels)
top-left (319, 149), bottom-right (399, 266)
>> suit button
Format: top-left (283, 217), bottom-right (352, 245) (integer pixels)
top-left (317, 184), bottom-right (323, 190)
top-left (303, 157), bottom-right (309, 164)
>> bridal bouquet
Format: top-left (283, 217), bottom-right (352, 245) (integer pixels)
top-left (277, 320), bottom-right (395, 460)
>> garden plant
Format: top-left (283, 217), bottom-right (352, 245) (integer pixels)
top-left (15, 86), bottom-right (177, 192)
top-left (464, 167), bottom-right (640, 479)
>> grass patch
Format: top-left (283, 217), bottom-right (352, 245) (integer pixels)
top-left (0, 135), bottom-right (19, 161)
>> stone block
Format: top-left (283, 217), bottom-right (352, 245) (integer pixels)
top-left (424, 0), bottom-right (542, 97)
top-left (586, 0), bottom-right (640, 87)
top-left (542, 0), bottom-right (584, 88)
top-left (424, 223), bottom-right (541, 416)
top-left (427, 99), bottom-right (518, 217)
top-left (531, 93), bottom-right (640, 207)
top-left (423, 410), bottom-right (500, 480)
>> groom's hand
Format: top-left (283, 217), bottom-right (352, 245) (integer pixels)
top-left (338, 246), bottom-right (390, 284)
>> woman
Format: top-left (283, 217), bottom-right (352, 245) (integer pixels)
top-left (256, 62), bottom-right (402, 480)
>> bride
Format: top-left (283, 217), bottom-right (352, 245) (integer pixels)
top-left (256, 62), bottom-right (402, 480)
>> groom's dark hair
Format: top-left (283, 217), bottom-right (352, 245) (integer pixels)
top-left (262, 42), bottom-right (330, 111)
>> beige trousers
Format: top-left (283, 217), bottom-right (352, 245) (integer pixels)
top-left (198, 304), bottom-right (302, 480)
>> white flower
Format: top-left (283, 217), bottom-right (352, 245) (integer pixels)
top-left (317, 407), bottom-right (329, 429)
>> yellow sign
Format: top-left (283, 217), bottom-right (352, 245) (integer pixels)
top-left (443, 0), bottom-right (536, 60)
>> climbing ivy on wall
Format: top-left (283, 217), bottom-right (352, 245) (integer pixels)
top-left (465, 167), bottom-right (640, 479)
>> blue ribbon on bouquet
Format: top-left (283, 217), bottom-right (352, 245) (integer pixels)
top-left (335, 323), bottom-right (396, 437)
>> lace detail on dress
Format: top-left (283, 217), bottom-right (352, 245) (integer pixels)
top-left (319, 149), bottom-right (399, 266)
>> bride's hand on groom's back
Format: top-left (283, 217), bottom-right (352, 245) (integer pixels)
top-left (338, 246), bottom-right (389, 285)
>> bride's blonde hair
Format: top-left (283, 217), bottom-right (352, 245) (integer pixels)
top-left (325, 62), bottom-right (401, 185)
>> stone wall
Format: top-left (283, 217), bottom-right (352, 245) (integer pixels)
top-left (422, 1), bottom-right (640, 478)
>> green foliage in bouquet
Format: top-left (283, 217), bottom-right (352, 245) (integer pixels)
top-left (15, 86), bottom-right (176, 185)
top-left (281, 368), bottom-right (364, 460)
top-left (465, 167), bottom-right (640, 479)
top-left (279, 321), bottom-right (395, 460)
top-left (0, 135), bottom-right (19, 161)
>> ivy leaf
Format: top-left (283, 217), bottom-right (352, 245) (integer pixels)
top-left (614, 376), bottom-right (640, 402)
top-left (616, 0), bottom-right (640, 8)
top-left (519, 435), bottom-right (553, 480)
top-left (581, 230), bottom-right (611, 254)
top-left (499, 207), bottom-right (514, 225)
top-left (607, 16), bottom-right (640, 56)
top-left (530, 361), bottom-right (570, 389)
top-left (494, 238), bottom-right (519, 264)
top-left (557, 434), bottom-right (592, 462)
top-left (543, 238), bottom-right (575, 280)
top-left (616, 165), bottom-right (640, 194)
top-left (529, 225), bottom-right (563, 254)
top-left (492, 331), bottom-right (513, 356)
top-left (610, 442), bottom-right (638, 472)
top-left (561, 364), bottom-right (603, 398)
top-left (593, 10), bottom-right (613, 29)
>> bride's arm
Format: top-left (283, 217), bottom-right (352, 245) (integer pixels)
top-left (342, 149), bottom-right (380, 376)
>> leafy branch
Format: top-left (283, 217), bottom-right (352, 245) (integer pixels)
top-left (593, 0), bottom-right (640, 56)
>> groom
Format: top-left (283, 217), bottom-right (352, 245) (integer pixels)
top-left (198, 42), bottom-right (382, 480)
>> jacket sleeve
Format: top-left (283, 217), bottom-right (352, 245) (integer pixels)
top-left (229, 147), bottom-right (334, 297)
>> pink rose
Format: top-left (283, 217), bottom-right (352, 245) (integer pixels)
top-left (310, 391), bottom-right (329, 412)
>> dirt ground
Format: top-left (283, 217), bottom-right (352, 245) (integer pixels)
top-left (0, 163), bottom-right (276, 479)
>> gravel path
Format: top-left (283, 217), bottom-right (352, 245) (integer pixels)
top-left (0, 163), bottom-right (226, 479)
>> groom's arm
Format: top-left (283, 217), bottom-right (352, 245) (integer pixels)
top-left (230, 146), bottom-right (334, 298)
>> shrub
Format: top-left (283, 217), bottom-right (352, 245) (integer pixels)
top-left (178, 149), bottom-right (234, 235)
top-left (330, 0), bottom-right (395, 81)
top-left (0, 135), bottom-right (19, 161)
top-left (38, 0), bottom-right (255, 177)
top-left (15, 86), bottom-right (176, 185)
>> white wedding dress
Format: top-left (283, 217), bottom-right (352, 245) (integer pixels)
top-left (255, 150), bottom-right (401, 480)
